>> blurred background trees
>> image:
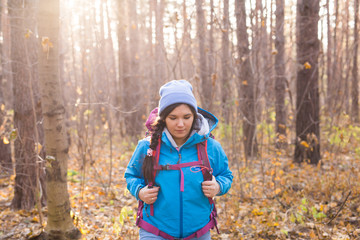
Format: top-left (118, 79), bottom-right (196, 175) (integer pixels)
top-left (0, 0), bottom-right (359, 208)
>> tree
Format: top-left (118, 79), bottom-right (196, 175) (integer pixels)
top-left (9, 0), bottom-right (45, 210)
top-left (235, 0), bottom-right (258, 158)
top-left (181, 0), bottom-right (194, 79)
top-left (117, 0), bottom-right (129, 136)
top-left (221, 0), bottom-right (231, 124)
top-left (326, 0), bottom-right (332, 111)
top-left (0, 82), bottom-right (12, 176)
top-left (274, 0), bottom-right (287, 147)
top-left (352, 0), bottom-right (359, 123)
top-left (294, 0), bottom-right (321, 164)
top-left (0, 2), bottom-right (12, 177)
top-left (196, 0), bottom-right (212, 111)
top-left (122, 0), bottom-right (144, 137)
top-left (37, 0), bottom-right (80, 238)
top-left (155, 0), bottom-right (166, 97)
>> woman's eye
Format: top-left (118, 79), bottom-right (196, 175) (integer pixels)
top-left (169, 117), bottom-right (176, 120)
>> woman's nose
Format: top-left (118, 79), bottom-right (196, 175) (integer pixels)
top-left (177, 119), bottom-right (184, 126)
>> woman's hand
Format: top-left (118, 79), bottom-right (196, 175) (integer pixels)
top-left (138, 185), bottom-right (160, 204)
top-left (202, 175), bottom-right (220, 198)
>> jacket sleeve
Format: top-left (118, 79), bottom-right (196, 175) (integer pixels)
top-left (208, 139), bottom-right (233, 196)
top-left (124, 139), bottom-right (149, 200)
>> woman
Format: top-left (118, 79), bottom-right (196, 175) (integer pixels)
top-left (125, 80), bottom-right (233, 239)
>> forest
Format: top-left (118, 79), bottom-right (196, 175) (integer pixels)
top-left (0, 0), bottom-right (359, 239)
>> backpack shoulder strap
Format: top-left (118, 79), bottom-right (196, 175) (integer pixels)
top-left (197, 140), bottom-right (212, 181)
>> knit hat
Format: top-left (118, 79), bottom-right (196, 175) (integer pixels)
top-left (158, 80), bottom-right (197, 114)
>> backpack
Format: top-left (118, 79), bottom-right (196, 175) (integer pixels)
top-left (136, 108), bottom-right (219, 239)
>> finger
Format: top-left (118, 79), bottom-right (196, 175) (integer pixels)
top-left (202, 181), bottom-right (215, 187)
top-left (203, 184), bottom-right (215, 190)
top-left (147, 187), bottom-right (160, 193)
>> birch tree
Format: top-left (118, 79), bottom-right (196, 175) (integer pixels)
top-left (38, 0), bottom-right (80, 238)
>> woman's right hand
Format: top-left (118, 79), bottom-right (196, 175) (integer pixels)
top-left (138, 185), bottom-right (160, 204)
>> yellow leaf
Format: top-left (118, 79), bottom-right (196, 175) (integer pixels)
top-left (304, 61), bottom-right (311, 69)
top-left (34, 142), bottom-right (42, 154)
top-left (25, 29), bottom-right (33, 38)
top-left (124, 188), bottom-right (130, 197)
top-left (272, 49), bottom-right (278, 55)
top-left (0, 104), bottom-right (4, 111)
top-left (275, 188), bottom-right (281, 195)
top-left (242, 80), bottom-right (248, 85)
top-left (41, 37), bottom-right (54, 53)
top-left (309, 230), bottom-right (316, 239)
top-left (32, 216), bottom-right (39, 222)
top-left (251, 208), bottom-right (263, 216)
top-left (300, 141), bottom-right (309, 148)
top-left (3, 136), bottom-right (9, 144)
top-left (76, 87), bottom-right (82, 95)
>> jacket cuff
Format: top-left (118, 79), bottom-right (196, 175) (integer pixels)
top-left (216, 180), bottom-right (223, 196)
top-left (135, 184), bottom-right (145, 201)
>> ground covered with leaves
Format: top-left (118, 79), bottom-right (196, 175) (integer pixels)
top-left (1, 126), bottom-right (360, 239)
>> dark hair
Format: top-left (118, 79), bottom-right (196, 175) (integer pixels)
top-left (142, 103), bottom-right (197, 184)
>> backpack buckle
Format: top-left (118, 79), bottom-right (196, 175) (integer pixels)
top-left (161, 164), bottom-right (170, 170)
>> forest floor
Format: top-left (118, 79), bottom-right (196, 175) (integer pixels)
top-left (1, 134), bottom-right (360, 240)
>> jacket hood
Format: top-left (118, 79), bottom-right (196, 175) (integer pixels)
top-left (196, 107), bottom-right (218, 134)
top-left (163, 107), bottom-right (218, 148)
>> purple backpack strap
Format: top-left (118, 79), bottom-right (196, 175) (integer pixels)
top-left (198, 140), bottom-right (219, 223)
top-left (197, 140), bottom-right (212, 181)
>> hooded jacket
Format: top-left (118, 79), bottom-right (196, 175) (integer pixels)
top-left (124, 108), bottom-right (233, 238)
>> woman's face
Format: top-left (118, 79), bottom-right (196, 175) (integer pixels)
top-left (165, 104), bottom-right (194, 146)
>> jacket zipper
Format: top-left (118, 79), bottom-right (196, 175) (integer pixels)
top-left (177, 150), bottom-right (183, 238)
top-left (180, 190), bottom-right (183, 238)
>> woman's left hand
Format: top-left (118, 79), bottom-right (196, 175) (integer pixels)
top-left (202, 175), bottom-right (220, 198)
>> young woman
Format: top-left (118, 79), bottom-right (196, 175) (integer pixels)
top-left (125, 80), bottom-right (233, 240)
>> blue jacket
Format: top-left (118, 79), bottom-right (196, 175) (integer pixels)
top-left (124, 108), bottom-right (233, 238)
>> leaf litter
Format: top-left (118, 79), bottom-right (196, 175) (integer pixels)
top-left (0, 134), bottom-right (360, 240)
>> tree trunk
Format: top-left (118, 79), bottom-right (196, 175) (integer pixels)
top-left (38, 0), bottom-right (80, 238)
top-left (208, 0), bottom-right (215, 112)
top-left (181, 0), bottom-right (194, 79)
top-left (274, 0), bottom-right (287, 148)
top-left (155, 0), bottom-right (166, 100)
top-left (235, 0), bottom-right (258, 158)
top-left (117, 0), bottom-right (129, 136)
top-left (123, 0), bottom-right (143, 138)
top-left (326, 0), bottom-right (333, 111)
top-left (332, 0), bottom-right (339, 112)
top-left (9, 0), bottom-right (45, 210)
top-left (352, 0), bottom-right (359, 122)
top-left (294, 0), bottom-right (321, 164)
top-left (196, 0), bottom-right (211, 111)
top-left (0, 2), bottom-right (12, 177)
top-left (221, 0), bottom-right (231, 124)
top-left (344, 0), bottom-right (350, 114)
